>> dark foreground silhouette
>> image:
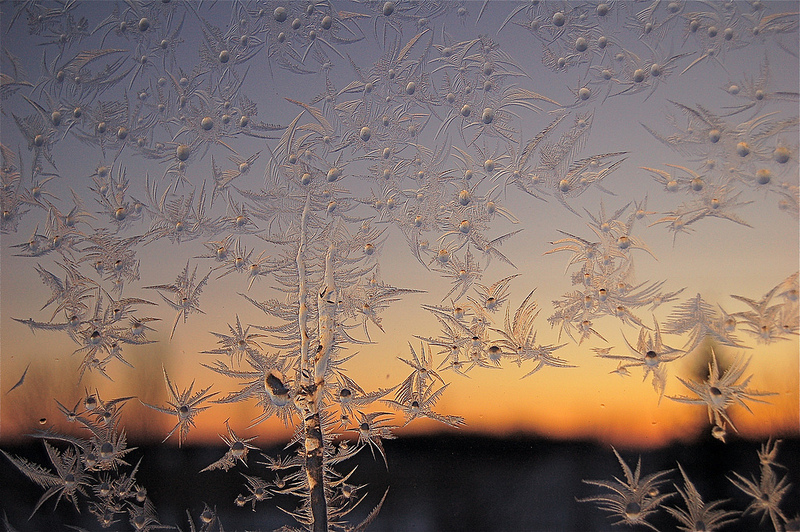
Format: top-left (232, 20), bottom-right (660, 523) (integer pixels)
top-left (1, 434), bottom-right (797, 531)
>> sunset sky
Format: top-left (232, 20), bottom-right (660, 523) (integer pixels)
top-left (1, 0), bottom-right (798, 452)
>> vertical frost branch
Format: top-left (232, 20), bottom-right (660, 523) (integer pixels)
top-left (316, 242), bottom-right (336, 386)
top-left (304, 241), bottom-right (336, 532)
top-left (296, 192), bottom-right (327, 532)
top-left (298, 192), bottom-right (311, 373)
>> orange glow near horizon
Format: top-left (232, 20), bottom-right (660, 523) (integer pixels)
top-left (2, 330), bottom-right (796, 450)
